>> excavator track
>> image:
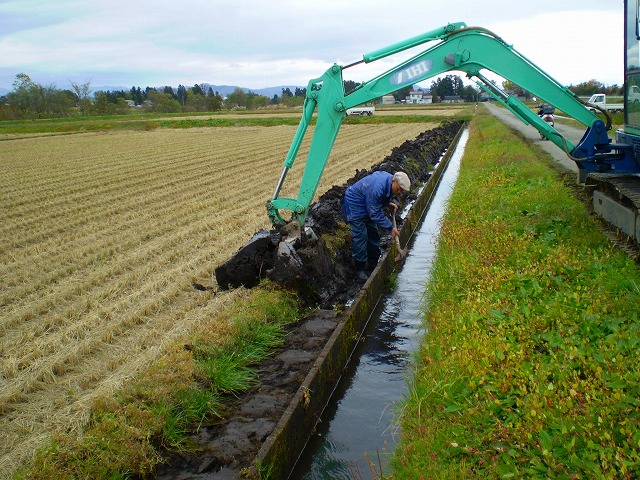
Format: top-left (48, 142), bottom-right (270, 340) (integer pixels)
top-left (586, 173), bottom-right (640, 209)
top-left (585, 173), bottom-right (640, 243)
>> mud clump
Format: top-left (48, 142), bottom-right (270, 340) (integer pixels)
top-left (213, 230), bottom-right (275, 290)
top-left (215, 120), bottom-right (463, 308)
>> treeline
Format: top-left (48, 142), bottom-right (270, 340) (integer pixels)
top-left (0, 73), bottom-right (469, 120)
top-left (1, 71), bottom-right (623, 121)
top-left (0, 73), bottom-right (313, 120)
top-left (503, 78), bottom-right (623, 99)
top-left (430, 75), bottom-right (481, 101)
top-left (569, 79), bottom-right (623, 96)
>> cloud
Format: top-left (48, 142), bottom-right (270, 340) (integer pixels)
top-left (0, 0), bottom-right (624, 90)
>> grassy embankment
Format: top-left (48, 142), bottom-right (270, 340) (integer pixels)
top-left (393, 110), bottom-right (640, 478)
top-left (14, 286), bottom-right (299, 479)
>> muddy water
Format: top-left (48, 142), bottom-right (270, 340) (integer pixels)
top-left (291, 129), bottom-right (469, 479)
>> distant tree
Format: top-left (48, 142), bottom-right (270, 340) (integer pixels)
top-left (225, 87), bottom-right (247, 109)
top-left (224, 88), bottom-right (270, 109)
top-left (176, 85), bottom-right (187, 107)
top-left (92, 91), bottom-right (129, 114)
top-left (271, 94), bottom-right (280, 105)
top-left (93, 91), bottom-right (110, 114)
top-left (568, 79), bottom-right (622, 96)
top-left (185, 91), bottom-right (206, 112)
top-left (7, 73), bottom-right (71, 118)
top-left (501, 80), bottom-right (532, 99)
top-left (61, 89), bottom-right (78, 105)
top-left (462, 85), bottom-right (480, 102)
top-left (430, 75), bottom-right (464, 101)
top-left (393, 85), bottom-right (413, 102)
top-left (102, 89), bottom-right (126, 104)
top-left (163, 86), bottom-right (176, 99)
top-left (278, 87), bottom-right (304, 107)
top-left (128, 86), bottom-right (144, 105)
top-left (8, 73), bottom-right (36, 117)
top-left (70, 80), bottom-right (92, 114)
top-left (343, 80), bottom-right (361, 95)
top-left (608, 84), bottom-right (623, 95)
top-left (114, 97), bottom-right (131, 113)
top-left (205, 87), bottom-right (223, 111)
top-left (145, 90), bottom-right (181, 112)
top-left (191, 84), bottom-right (204, 96)
top-left (0, 95), bottom-right (9, 120)
top-left (570, 79), bottom-right (605, 96)
top-left (13, 73), bottom-right (32, 90)
top-left (40, 84), bottom-right (73, 117)
top-left (252, 93), bottom-right (270, 108)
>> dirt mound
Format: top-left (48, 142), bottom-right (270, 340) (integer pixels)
top-left (215, 120), bottom-right (462, 309)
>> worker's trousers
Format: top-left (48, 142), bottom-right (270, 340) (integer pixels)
top-left (348, 217), bottom-right (381, 265)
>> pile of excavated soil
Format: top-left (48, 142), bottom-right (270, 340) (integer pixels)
top-left (156, 120), bottom-right (463, 479)
top-left (215, 120), bottom-right (464, 309)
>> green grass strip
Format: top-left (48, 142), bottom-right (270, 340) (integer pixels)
top-left (392, 110), bottom-right (640, 478)
top-left (15, 286), bottom-right (299, 480)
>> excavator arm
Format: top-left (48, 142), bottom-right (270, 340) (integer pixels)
top-left (267, 22), bottom-right (637, 228)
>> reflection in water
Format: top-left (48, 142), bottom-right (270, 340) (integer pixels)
top-left (292, 129), bottom-right (469, 480)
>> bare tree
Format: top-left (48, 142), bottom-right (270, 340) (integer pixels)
top-left (70, 80), bottom-right (92, 114)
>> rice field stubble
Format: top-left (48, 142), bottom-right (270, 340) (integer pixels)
top-left (0, 122), bottom-right (435, 475)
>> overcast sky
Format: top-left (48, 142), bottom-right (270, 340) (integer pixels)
top-left (0, 0), bottom-right (623, 92)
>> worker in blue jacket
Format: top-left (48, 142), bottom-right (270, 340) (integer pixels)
top-left (341, 171), bottom-right (411, 280)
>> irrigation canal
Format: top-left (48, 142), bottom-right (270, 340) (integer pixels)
top-left (291, 128), bottom-right (469, 479)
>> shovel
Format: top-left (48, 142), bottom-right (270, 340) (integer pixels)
top-left (392, 213), bottom-right (407, 263)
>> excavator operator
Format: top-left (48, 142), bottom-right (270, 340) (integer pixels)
top-left (341, 171), bottom-right (411, 280)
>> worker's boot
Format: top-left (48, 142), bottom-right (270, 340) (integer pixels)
top-left (354, 260), bottom-right (368, 281)
top-left (366, 251), bottom-right (381, 274)
top-left (366, 258), bottom-right (379, 274)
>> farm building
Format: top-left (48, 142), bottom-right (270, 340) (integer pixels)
top-left (405, 89), bottom-right (432, 104)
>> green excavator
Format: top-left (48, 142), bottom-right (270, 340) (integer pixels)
top-left (268, 7), bottom-right (640, 237)
top-left (218, 3), bottom-right (640, 291)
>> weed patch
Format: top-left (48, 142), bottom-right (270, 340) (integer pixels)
top-left (15, 287), bottom-right (299, 479)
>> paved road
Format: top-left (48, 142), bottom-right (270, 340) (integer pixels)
top-left (483, 101), bottom-right (583, 176)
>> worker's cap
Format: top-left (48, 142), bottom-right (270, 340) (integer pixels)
top-left (393, 171), bottom-right (411, 192)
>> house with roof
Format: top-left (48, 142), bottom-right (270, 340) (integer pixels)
top-left (405, 89), bottom-right (432, 104)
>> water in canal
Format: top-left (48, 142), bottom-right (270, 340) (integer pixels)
top-left (291, 129), bottom-right (469, 479)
